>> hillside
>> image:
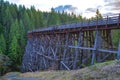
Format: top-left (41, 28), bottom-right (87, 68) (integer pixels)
top-left (1, 60), bottom-right (120, 80)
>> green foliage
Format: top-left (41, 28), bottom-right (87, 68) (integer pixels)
top-left (0, 24), bottom-right (3, 34)
top-left (112, 30), bottom-right (120, 46)
top-left (9, 19), bottom-right (20, 39)
top-left (9, 36), bottom-right (21, 65)
top-left (0, 34), bottom-right (6, 54)
top-left (90, 9), bottom-right (103, 20)
top-left (47, 9), bottom-right (61, 26)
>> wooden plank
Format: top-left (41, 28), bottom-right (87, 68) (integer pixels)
top-left (51, 47), bottom-right (56, 58)
top-left (36, 52), bottom-right (59, 61)
top-left (98, 49), bottom-right (118, 53)
top-left (43, 57), bottom-right (47, 68)
top-left (60, 61), bottom-right (70, 70)
top-left (68, 46), bottom-right (95, 50)
top-left (91, 51), bottom-right (96, 65)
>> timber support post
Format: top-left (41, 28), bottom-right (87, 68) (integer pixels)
top-left (91, 30), bottom-right (101, 65)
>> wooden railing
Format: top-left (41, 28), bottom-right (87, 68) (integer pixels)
top-left (28, 13), bottom-right (120, 33)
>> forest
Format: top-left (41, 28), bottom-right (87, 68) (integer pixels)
top-left (0, 0), bottom-right (119, 75)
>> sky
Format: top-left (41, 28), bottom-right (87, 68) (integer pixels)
top-left (5, 0), bottom-right (120, 18)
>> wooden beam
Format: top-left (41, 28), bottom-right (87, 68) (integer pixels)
top-left (68, 46), bottom-right (95, 50)
top-left (98, 49), bottom-right (118, 53)
top-left (62, 33), bottom-right (69, 62)
top-left (60, 61), bottom-right (70, 70)
top-left (36, 52), bottom-right (59, 61)
top-left (91, 31), bottom-right (99, 65)
top-left (73, 32), bottom-right (81, 69)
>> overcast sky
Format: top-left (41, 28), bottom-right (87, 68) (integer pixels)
top-left (5, 0), bottom-right (120, 18)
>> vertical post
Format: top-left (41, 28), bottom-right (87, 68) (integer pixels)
top-left (91, 30), bottom-right (100, 65)
top-left (91, 51), bottom-right (96, 65)
top-left (88, 19), bottom-right (90, 29)
top-left (73, 32), bottom-right (83, 69)
top-left (96, 15), bottom-right (98, 29)
top-left (61, 33), bottom-right (69, 69)
top-left (81, 18), bottom-right (83, 27)
top-left (118, 14), bottom-right (120, 27)
top-left (63, 33), bottom-right (69, 61)
top-left (117, 40), bottom-right (120, 60)
top-left (106, 16), bottom-right (108, 28)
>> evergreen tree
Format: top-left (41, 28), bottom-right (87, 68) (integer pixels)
top-left (10, 4), bottom-right (18, 19)
top-left (60, 11), bottom-right (69, 23)
top-left (47, 8), bottom-right (61, 26)
top-left (8, 19), bottom-right (21, 66)
top-left (19, 20), bottom-right (26, 51)
top-left (0, 34), bottom-right (6, 54)
top-left (3, 5), bottom-right (13, 54)
top-left (96, 9), bottom-right (102, 19)
top-left (8, 36), bottom-right (21, 65)
top-left (0, 23), bottom-right (3, 34)
top-left (9, 19), bottom-right (20, 40)
top-left (22, 10), bottom-right (33, 31)
top-left (36, 10), bottom-right (44, 28)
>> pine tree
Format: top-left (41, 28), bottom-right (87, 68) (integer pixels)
top-left (8, 19), bottom-right (21, 66)
top-left (47, 8), bottom-right (61, 26)
top-left (9, 19), bottom-right (20, 40)
top-left (19, 20), bottom-right (26, 50)
top-left (22, 10), bottom-right (33, 31)
top-left (0, 23), bottom-right (3, 34)
top-left (96, 9), bottom-right (102, 19)
top-left (9, 36), bottom-right (21, 65)
top-left (0, 34), bottom-right (6, 54)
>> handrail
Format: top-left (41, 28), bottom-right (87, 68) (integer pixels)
top-left (28, 13), bottom-right (120, 33)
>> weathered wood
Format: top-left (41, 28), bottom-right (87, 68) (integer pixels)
top-left (68, 46), bottom-right (95, 50)
top-left (36, 51), bottom-right (58, 61)
top-left (98, 49), bottom-right (117, 53)
top-left (62, 33), bottom-right (69, 62)
top-left (91, 31), bottom-right (100, 65)
top-left (60, 61), bottom-right (70, 70)
top-left (73, 32), bottom-right (82, 69)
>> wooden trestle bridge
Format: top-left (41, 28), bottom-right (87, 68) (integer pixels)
top-left (22, 14), bottom-right (120, 72)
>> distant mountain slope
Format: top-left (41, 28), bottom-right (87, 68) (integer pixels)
top-left (1, 60), bottom-right (120, 80)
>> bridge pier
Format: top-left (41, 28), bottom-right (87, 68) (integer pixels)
top-left (22, 30), bottom-right (119, 72)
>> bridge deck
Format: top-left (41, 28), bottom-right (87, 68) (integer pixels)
top-left (28, 14), bottom-right (120, 35)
